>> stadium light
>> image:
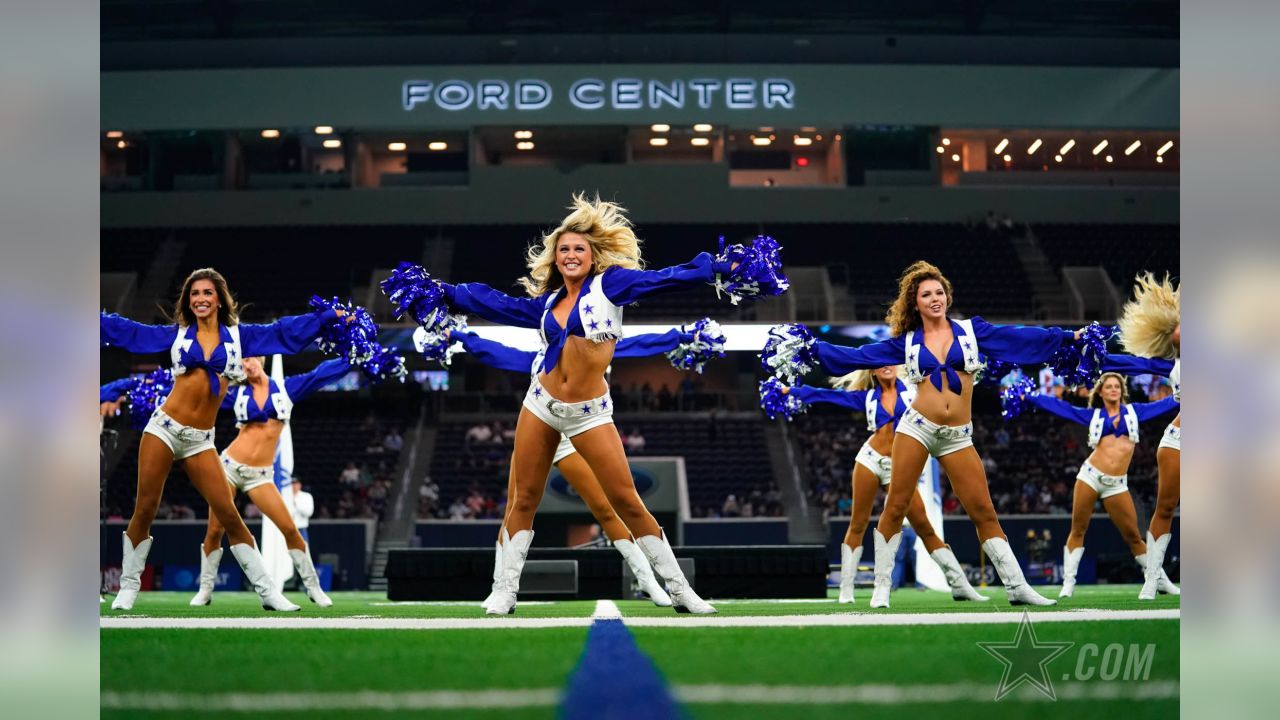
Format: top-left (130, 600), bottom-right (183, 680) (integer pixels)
top-left (516, 141), bottom-right (535, 150)
top-left (1003, 154), bottom-right (1012, 162)
top-left (936, 146), bottom-right (945, 154)
top-left (1125, 140), bottom-right (1141, 155)
top-left (106, 131), bottom-right (123, 138)
top-left (993, 138), bottom-right (1009, 154)
top-left (1156, 155), bottom-right (1164, 163)
top-left (314, 126), bottom-right (334, 135)
top-left (1059, 139), bottom-right (1076, 154)
top-left (693, 123), bottom-right (713, 132)
top-left (801, 126), bottom-right (817, 132)
top-left (387, 142), bottom-right (407, 151)
top-left (322, 139), bottom-right (342, 149)
top-left (690, 137), bottom-right (710, 146)
top-left (1157, 140), bottom-right (1174, 155)
top-left (514, 130), bottom-right (533, 139)
top-left (116, 140), bottom-right (127, 149)
top-left (1027, 138), bottom-right (1043, 154)
top-left (793, 136), bottom-right (813, 146)
top-left (1105, 155), bottom-right (1114, 163)
top-left (649, 137), bottom-right (669, 146)
top-left (260, 129), bottom-right (280, 138)
top-left (752, 137), bottom-right (772, 146)
top-left (1092, 140), bottom-right (1108, 155)
top-left (942, 137), bottom-right (951, 146)
top-left (428, 141), bottom-right (448, 151)
top-left (1054, 154), bottom-right (1063, 162)
top-left (951, 153), bottom-right (960, 162)
top-left (651, 124), bottom-right (670, 132)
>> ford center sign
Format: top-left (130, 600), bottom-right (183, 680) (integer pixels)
top-left (403, 77), bottom-right (795, 112)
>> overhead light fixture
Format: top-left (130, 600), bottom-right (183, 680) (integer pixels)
top-left (1105, 155), bottom-right (1114, 163)
top-left (260, 129), bottom-right (280, 138)
top-left (1054, 154), bottom-right (1063, 162)
top-left (752, 137), bottom-right (772, 146)
top-left (1059, 139), bottom-right (1076, 154)
top-left (1027, 138), bottom-right (1043, 154)
top-left (1092, 140), bottom-right (1109, 155)
top-left (942, 137), bottom-right (951, 146)
top-left (800, 126), bottom-right (817, 132)
top-left (649, 137), bottom-right (669, 146)
top-left (387, 142), bottom-right (407, 151)
top-left (1156, 155), bottom-right (1164, 163)
top-left (514, 130), bottom-right (533, 139)
top-left (993, 138), bottom-right (1009, 154)
top-left (815, 135), bottom-right (822, 141)
top-left (516, 141), bottom-right (535, 150)
top-left (793, 136), bottom-right (813, 146)
top-left (759, 127), bottom-right (774, 132)
top-left (116, 140), bottom-right (127, 149)
top-left (106, 131), bottom-right (123, 139)
top-left (314, 126), bottom-right (334, 135)
top-left (428, 141), bottom-right (448, 151)
top-left (651, 124), bottom-right (670, 132)
top-left (951, 153), bottom-right (960, 162)
top-left (322, 139), bottom-right (342, 149)
top-left (1003, 154), bottom-right (1012, 162)
top-left (1157, 140), bottom-right (1174, 156)
top-left (693, 123), bottom-right (713, 133)
top-left (1125, 140), bottom-right (1141, 155)
top-left (936, 146), bottom-right (945, 154)
top-left (690, 137), bottom-right (710, 147)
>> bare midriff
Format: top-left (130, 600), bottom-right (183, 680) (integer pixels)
top-left (1170, 412), bottom-right (1180, 429)
top-left (1087, 433), bottom-right (1136, 477)
top-left (159, 371), bottom-right (228, 429)
top-left (225, 419), bottom-right (284, 468)
top-left (910, 372), bottom-right (975, 427)
top-left (537, 335), bottom-right (617, 402)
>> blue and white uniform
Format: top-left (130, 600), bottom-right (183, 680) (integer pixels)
top-left (100, 309), bottom-right (337, 459)
top-left (1027, 394), bottom-right (1181, 498)
top-left (452, 329), bottom-right (690, 463)
top-left (810, 317), bottom-right (1075, 457)
top-left (217, 359), bottom-right (352, 492)
top-left (441, 254), bottom-right (731, 437)
top-left (789, 380), bottom-right (917, 486)
top-left (1101, 354), bottom-right (1181, 452)
top-left (100, 378), bottom-right (133, 405)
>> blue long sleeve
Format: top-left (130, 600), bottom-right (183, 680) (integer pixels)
top-left (456, 332), bottom-right (539, 373)
top-left (813, 337), bottom-right (905, 375)
top-left (790, 385), bottom-right (868, 411)
top-left (100, 312), bottom-right (177, 353)
top-left (284, 359), bottom-right (354, 401)
top-left (599, 253), bottom-right (728, 306)
top-left (1100, 353), bottom-right (1176, 378)
top-left (443, 283), bottom-right (546, 329)
top-left (239, 309), bottom-right (338, 356)
top-left (1028, 395), bottom-right (1094, 425)
top-left (971, 317), bottom-right (1075, 365)
top-left (100, 377), bottom-right (133, 404)
top-left (615, 329), bottom-right (683, 358)
top-left (1132, 396), bottom-right (1180, 422)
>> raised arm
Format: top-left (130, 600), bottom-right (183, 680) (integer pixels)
top-left (239, 308), bottom-right (339, 356)
top-left (814, 337), bottom-right (905, 375)
top-left (100, 377), bottom-right (134, 404)
top-left (100, 312), bottom-right (178, 353)
top-left (970, 316), bottom-right (1076, 365)
top-left (599, 253), bottom-right (728, 306)
top-left (284, 358), bottom-right (355, 401)
top-left (615, 329), bottom-right (684, 358)
top-left (790, 385), bottom-right (869, 411)
top-left (1132, 396), bottom-right (1181, 422)
top-left (443, 283), bottom-right (546, 329)
top-left (454, 332), bottom-right (539, 373)
top-left (1100, 353), bottom-right (1176, 378)
top-left (1027, 394), bottom-right (1094, 425)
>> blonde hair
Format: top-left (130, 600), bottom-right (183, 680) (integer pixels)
top-left (167, 268), bottom-right (239, 327)
top-left (517, 193), bottom-right (644, 296)
top-left (1118, 272), bottom-right (1179, 359)
top-left (1087, 372), bottom-right (1130, 408)
top-left (885, 261), bottom-right (954, 336)
top-left (830, 366), bottom-right (904, 391)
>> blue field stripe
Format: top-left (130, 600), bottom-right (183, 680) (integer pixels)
top-left (559, 619), bottom-right (683, 720)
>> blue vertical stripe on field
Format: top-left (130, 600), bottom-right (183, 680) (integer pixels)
top-left (559, 619), bottom-right (683, 720)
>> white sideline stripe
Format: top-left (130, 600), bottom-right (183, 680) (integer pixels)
top-left (100, 608), bottom-right (1177, 630)
top-left (593, 599), bottom-right (622, 619)
top-left (100, 681), bottom-right (1179, 711)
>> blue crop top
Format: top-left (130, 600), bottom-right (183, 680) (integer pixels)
top-left (218, 358), bottom-right (352, 425)
top-left (454, 329), bottom-right (688, 374)
top-left (1028, 394), bottom-right (1180, 447)
top-left (789, 378), bottom-right (916, 432)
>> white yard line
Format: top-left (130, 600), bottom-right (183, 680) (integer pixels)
top-left (673, 680), bottom-right (1181, 704)
top-left (592, 599), bottom-right (622, 619)
top-left (100, 608), bottom-right (1177, 630)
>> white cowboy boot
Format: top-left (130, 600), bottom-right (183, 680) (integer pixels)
top-left (838, 543), bottom-right (862, 604)
top-left (230, 543), bottom-right (300, 612)
top-left (869, 530), bottom-right (901, 609)
top-left (931, 545), bottom-right (989, 602)
top-left (1138, 532), bottom-right (1173, 600)
top-left (1060, 545), bottom-right (1085, 599)
top-left (481, 537), bottom-right (505, 612)
top-left (1134, 551), bottom-right (1180, 596)
top-left (189, 546), bottom-right (223, 606)
top-left (289, 547), bottom-right (333, 607)
top-left (636, 532), bottom-right (716, 614)
top-left (487, 529), bottom-right (533, 616)
top-left (615, 538), bottom-right (673, 607)
top-left (111, 532), bottom-right (153, 610)
top-left (983, 537), bottom-right (1055, 606)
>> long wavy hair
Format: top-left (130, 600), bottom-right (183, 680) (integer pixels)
top-left (1118, 272), bottom-right (1179, 359)
top-left (830, 366), bottom-right (905, 391)
top-left (1087, 372), bottom-right (1130, 408)
top-left (517, 193), bottom-right (644, 297)
top-left (885, 261), bottom-right (954, 336)
top-left (167, 268), bottom-right (239, 327)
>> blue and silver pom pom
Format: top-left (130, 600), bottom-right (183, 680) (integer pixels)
top-left (666, 317), bottom-right (726, 374)
top-left (359, 344), bottom-right (407, 383)
top-left (380, 262), bottom-right (451, 331)
top-left (759, 323), bottom-right (818, 384)
top-left (999, 374), bottom-right (1039, 421)
top-left (412, 314), bottom-right (467, 367)
top-left (126, 367), bottom-right (174, 430)
top-left (976, 357), bottom-right (1018, 386)
top-left (309, 296), bottom-right (380, 365)
top-left (1050, 322), bottom-right (1116, 388)
top-left (759, 377), bottom-right (807, 421)
top-left (713, 235), bottom-right (790, 305)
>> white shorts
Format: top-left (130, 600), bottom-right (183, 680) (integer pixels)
top-left (854, 441), bottom-right (893, 486)
top-left (143, 409), bottom-right (216, 460)
top-left (1158, 422), bottom-right (1181, 452)
top-left (221, 450), bottom-right (276, 493)
top-left (1076, 460), bottom-right (1129, 499)
top-left (894, 407), bottom-right (974, 458)
top-left (553, 434), bottom-right (577, 464)
top-left (523, 379), bottom-right (615, 439)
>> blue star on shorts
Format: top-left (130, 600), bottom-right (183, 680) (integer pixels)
top-left (581, 404), bottom-right (592, 414)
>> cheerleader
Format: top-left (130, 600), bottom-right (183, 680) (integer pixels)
top-left (783, 368), bottom-right (988, 603)
top-left (430, 326), bottom-right (723, 609)
top-left (1014, 372), bottom-right (1180, 597)
top-left (1101, 273), bottom-right (1180, 600)
top-left (386, 194), bottom-right (785, 614)
top-left (763, 261), bottom-right (1082, 607)
top-left (188, 357), bottom-right (355, 608)
top-left (100, 268), bottom-right (345, 611)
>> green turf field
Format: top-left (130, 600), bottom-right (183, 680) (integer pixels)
top-left (101, 586), bottom-right (1179, 719)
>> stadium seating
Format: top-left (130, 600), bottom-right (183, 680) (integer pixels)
top-left (1034, 223), bottom-right (1179, 286)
